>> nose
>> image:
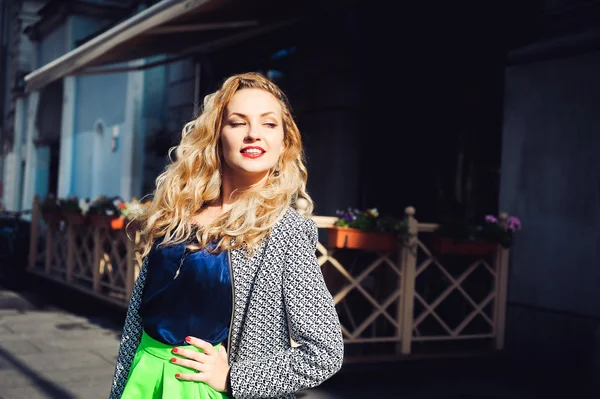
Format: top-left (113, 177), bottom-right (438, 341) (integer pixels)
top-left (244, 123), bottom-right (262, 141)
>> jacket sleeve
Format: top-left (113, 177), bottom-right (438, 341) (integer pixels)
top-left (229, 218), bottom-right (344, 398)
top-left (108, 256), bottom-right (148, 399)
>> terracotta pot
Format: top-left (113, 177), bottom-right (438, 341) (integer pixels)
top-left (430, 236), bottom-right (497, 256)
top-left (327, 226), bottom-right (399, 252)
top-left (63, 212), bottom-right (88, 226)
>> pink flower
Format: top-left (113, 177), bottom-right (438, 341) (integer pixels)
top-left (485, 215), bottom-right (498, 224)
top-left (506, 216), bottom-right (521, 231)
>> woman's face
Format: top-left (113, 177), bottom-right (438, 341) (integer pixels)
top-left (220, 88), bottom-right (285, 180)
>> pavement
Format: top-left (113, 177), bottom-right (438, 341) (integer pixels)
top-left (0, 280), bottom-right (587, 399)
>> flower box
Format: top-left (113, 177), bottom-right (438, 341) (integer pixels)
top-left (328, 226), bottom-right (399, 252)
top-left (430, 236), bottom-right (497, 256)
top-left (63, 212), bottom-right (88, 226)
top-left (41, 211), bottom-right (63, 227)
top-left (88, 214), bottom-right (119, 229)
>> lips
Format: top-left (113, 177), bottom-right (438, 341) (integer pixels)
top-left (240, 146), bottom-right (265, 158)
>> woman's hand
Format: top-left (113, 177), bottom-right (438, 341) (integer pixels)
top-left (171, 336), bottom-right (230, 392)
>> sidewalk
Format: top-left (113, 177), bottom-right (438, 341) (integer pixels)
top-left (0, 284), bottom-right (572, 399)
top-left (0, 285), bottom-right (125, 399)
top-left (0, 286), bottom-right (352, 399)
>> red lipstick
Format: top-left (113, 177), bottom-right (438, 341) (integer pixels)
top-left (240, 146), bottom-right (265, 158)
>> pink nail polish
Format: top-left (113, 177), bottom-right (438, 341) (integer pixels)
top-left (185, 336), bottom-right (191, 343)
top-left (171, 357), bottom-right (177, 363)
top-left (172, 348), bottom-right (178, 353)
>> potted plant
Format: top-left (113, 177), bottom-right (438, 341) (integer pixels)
top-left (59, 196), bottom-right (87, 225)
top-left (87, 195), bottom-right (121, 229)
top-left (118, 198), bottom-right (149, 231)
top-left (481, 214), bottom-right (522, 249)
top-left (431, 213), bottom-right (522, 256)
top-left (39, 194), bottom-right (63, 226)
top-left (329, 208), bottom-right (408, 252)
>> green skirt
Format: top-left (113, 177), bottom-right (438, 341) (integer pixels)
top-left (122, 330), bottom-right (229, 399)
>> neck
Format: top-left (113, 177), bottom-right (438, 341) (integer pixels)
top-left (220, 166), bottom-right (269, 207)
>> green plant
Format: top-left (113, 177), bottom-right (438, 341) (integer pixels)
top-left (434, 213), bottom-right (522, 249)
top-left (118, 198), bottom-right (147, 220)
top-left (481, 214), bottom-right (522, 249)
top-left (334, 208), bottom-right (408, 237)
top-left (40, 194), bottom-right (59, 213)
top-left (434, 214), bottom-right (479, 241)
top-left (59, 196), bottom-right (82, 214)
top-left (87, 195), bottom-right (120, 216)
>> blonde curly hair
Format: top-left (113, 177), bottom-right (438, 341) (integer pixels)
top-left (135, 72), bottom-right (313, 258)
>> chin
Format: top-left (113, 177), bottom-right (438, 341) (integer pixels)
top-left (244, 169), bottom-right (272, 177)
top-left (234, 166), bottom-right (272, 177)
top-left (237, 161), bottom-right (274, 172)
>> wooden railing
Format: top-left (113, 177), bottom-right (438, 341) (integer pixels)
top-left (28, 196), bottom-right (142, 308)
top-left (27, 196), bottom-right (510, 360)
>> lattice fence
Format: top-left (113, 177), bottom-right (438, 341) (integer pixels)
top-left (311, 207), bottom-right (509, 360)
top-left (28, 196), bottom-right (509, 361)
top-left (28, 196), bottom-right (141, 308)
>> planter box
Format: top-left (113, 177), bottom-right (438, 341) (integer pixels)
top-left (63, 212), bottom-right (88, 226)
top-left (328, 226), bottom-right (399, 252)
top-left (88, 214), bottom-right (119, 229)
top-left (430, 236), bottom-right (497, 256)
top-left (41, 212), bottom-right (64, 227)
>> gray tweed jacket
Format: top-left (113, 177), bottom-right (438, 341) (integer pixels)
top-left (109, 208), bottom-right (344, 398)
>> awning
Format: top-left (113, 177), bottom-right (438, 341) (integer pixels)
top-left (24, 0), bottom-right (331, 92)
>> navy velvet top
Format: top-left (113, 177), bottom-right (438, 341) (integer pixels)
top-left (139, 238), bottom-right (232, 346)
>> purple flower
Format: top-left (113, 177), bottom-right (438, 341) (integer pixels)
top-left (506, 216), bottom-right (521, 231)
top-left (485, 215), bottom-right (498, 224)
top-left (344, 214), bottom-right (354, 222)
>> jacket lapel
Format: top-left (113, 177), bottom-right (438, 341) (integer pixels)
top-left (228, 239), bottom-right (268, 360)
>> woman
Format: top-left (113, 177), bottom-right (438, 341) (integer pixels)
top-left (109, 72), bottom-right (344, 399)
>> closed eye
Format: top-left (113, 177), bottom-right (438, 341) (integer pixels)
top-left (264, 123), bottom-right (277, 128)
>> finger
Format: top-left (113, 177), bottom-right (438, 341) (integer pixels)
top-left (185, 336), bottom-right (216, 356)
top-left (175, 372), bottom-right (206, 382)
top-left (171, 357), bottom-right (207, 373)
top-left (218, 345), bottom-right (228, 360)
top-left (172, 347), bottom-right (208, 363)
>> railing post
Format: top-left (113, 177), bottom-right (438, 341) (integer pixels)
top-left (66, 223), bottom-right (75, 282)
top-left (295, 198), bottom-right (309, 215)
top-left (93, 226), bottom-right (101, 293)
top-left (28, 195), bottom-right (40, 271)
top-left (125, 229), bottom-right (136, 299)
top-left (494, 212), bottom-right (510, 350)
top-left (44, 218), bottom-right (53, 276)
top-left (134, 229), bottom-right (142, 280)
top-left (399, 206), bottom-right (418, 355)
